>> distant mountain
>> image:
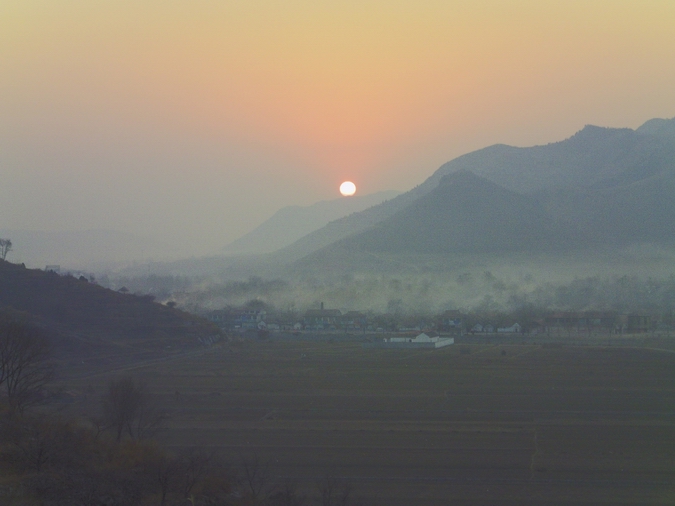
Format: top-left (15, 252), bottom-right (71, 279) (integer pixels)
top-left (540, 169), bottom-right (675, 245)
top-left (636, 117), bottom-right (675, 139)
top-left (223, 190), bottom-right (399, 255)
top-left (0, 229), bottom-right (171, 269)
top-left (315, 171), bottom-right (569, 256)
top-left (433, 122), bottom-right (675, 194)
top-left (279, 117), bottom-right (675, 264)
top-left (274, 186), bottom-right (435, 261)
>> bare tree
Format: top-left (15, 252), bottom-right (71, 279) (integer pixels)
top-left (101, 376), bottom-right (165, 442)
top-left (0, 317), bottom-right (55, 413)
top-left (238, 452), bottom-right (271, 504)
top-left (134, 390), bottom-right (167, 441)
top-left (316, 475), bottom-right (352, 506)
top-left (6, 414), bottom-right (69, 472)
top-left (154, 448), bottom-right (224, 506)
top-left (268, 479), bottom-right (307, 506)
top-left (0, 238), bottom-right (11, 260)
top-left (155, 454), bottom-right (181, 506)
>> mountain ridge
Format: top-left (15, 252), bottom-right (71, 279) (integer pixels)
top-left (223, 190), bottom-right (399, 255)
top-left (278, 117), bottom-right (675, 265)
top-left (316, 171), bottom-right (571, 257)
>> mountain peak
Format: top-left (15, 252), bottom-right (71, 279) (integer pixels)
top-left (437, 169), bottom-right (490, 188)
top-left (636, 117), bottom-right (675, 139)
top-left (571, 124), bottom-right (633, 142)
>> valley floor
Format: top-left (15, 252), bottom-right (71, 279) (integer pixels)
top-left (56, 337), bottom-right (675, 505)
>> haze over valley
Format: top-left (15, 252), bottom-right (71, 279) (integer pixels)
top-left (4, 117), bottom-right (675, 319)
top-left (63, 116), bottom-right (674, 318)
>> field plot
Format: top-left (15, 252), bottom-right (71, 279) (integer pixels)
top-left (61, 340), bottom-right (675, 505)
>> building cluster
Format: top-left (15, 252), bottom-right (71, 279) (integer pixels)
top-left (376, 332), bottom-right (455, 349)
top-left (204, 305), bottom-right (370, 332)
top-left (203, 305), bottom-right (470, 334)
top-left (204, 305), bottom-right (656, 337)
top-left (542, 311), bottom-right (650, 335)
top-left (470, 311), bottom-right (652, 335)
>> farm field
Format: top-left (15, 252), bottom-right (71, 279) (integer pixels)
top-left (58, 338), bottom-right (675, 505)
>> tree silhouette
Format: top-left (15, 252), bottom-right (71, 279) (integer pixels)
top-left (0, 314), bottom-right (54, 413)
top-left (101, 376), bottom-right (165, 442)
top-left (0, 238), bottom-right (12, 260)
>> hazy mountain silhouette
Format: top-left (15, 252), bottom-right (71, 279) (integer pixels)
top-left (89, 117), bottom-right (674, 276)
top-left (432, 122), bottom-right (675, 194)
top-left (540, 169), bottom-right (675, 246)
top-left (636, 116), bottom-right (675, 139)
top-left (223, 190), bottom-right (398, 255)
top-left (274, 185), bottom-right (437, 261)
top-left (311, 171), bottom-right (569, 256)
top-left (278, 117), bottom-right (675, 263)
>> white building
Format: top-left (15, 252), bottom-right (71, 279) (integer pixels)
top-left (366, 332), bottom-right (454, 349)
top-left (497, 323), bottom-right (522, 333)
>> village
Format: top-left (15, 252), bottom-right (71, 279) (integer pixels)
top-left (36, 265), bottom-right (664, 339)
top-left (202, 303), bottom-right (657, 338)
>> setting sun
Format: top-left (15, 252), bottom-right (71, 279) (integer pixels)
top-left (339, 181), bottom-right (356, 196)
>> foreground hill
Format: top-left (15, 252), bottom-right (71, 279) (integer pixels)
top-left (0, 260), bottom-right (219, 370)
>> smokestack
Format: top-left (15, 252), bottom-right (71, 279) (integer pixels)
top-left (321, 302), bottom-right (324, 310)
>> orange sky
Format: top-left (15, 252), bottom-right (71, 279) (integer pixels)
top-left (1, 1), bottom-right (674, 254)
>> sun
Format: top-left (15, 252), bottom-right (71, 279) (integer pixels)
top-left (339, 181), bottom-right (356, 196)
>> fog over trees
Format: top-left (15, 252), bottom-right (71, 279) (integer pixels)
top-left (107, 267), bottom-right (675, 333)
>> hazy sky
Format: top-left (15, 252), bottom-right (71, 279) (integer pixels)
top-left (2, 1), bottom-right (674, 254)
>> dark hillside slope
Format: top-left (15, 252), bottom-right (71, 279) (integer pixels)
top-left (0, 260), bottom-right (218, 364)
top-left (328, 171), bottom-right (569, 255)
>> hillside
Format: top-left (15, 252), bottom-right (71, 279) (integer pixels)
top-left (0, 260), bottom-right (220, 371)
top-left (540, 169), bottom-right (675, 245)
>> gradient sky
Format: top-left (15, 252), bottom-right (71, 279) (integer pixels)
top-left (2, 0), bottom-right (674, 255)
